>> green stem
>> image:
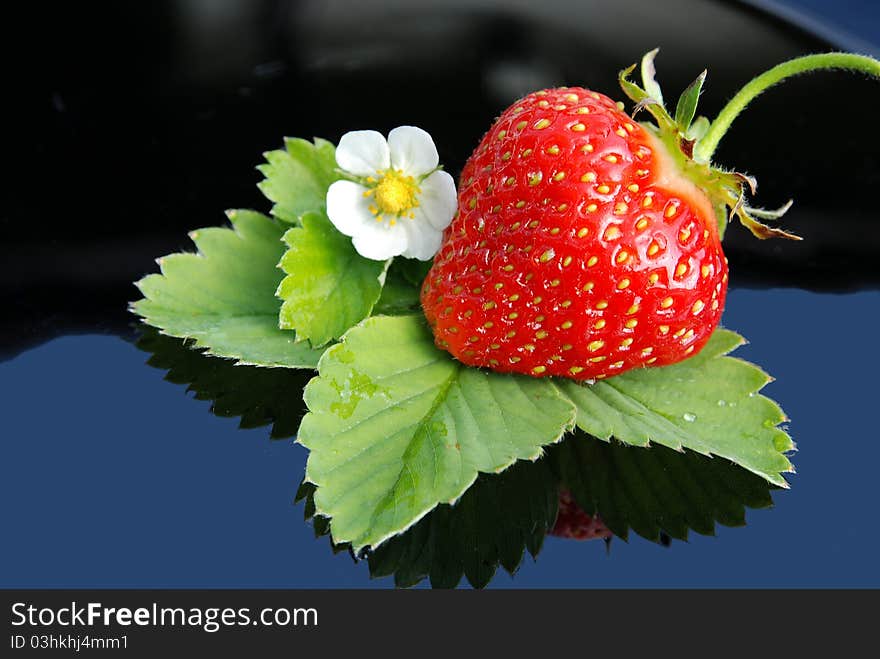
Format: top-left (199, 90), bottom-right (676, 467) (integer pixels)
top-left (695, 53), bottom-right (880, 162)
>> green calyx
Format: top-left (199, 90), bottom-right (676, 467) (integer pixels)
top-left (619, 49), bottom-right (880, 242)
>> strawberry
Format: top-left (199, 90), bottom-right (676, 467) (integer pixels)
top-left (550, 489), bottom-right (612, 541)
top-left (420, 51), bottom-right (803, 380)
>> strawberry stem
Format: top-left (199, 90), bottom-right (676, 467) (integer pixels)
top-left (695, 52), bottom-right (880, 162)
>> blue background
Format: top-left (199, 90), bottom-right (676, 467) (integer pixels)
top-left (3, 288), bottom-right (879, 587)
top-left (2, 0), bottom-right (879, 588)
top-left (748, 0), bottom-right (880, 54)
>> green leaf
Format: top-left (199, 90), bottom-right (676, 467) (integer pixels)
top-left (549, 432), bottom-right (776, 543)
top-left (687, 115), bottom-right (711, 141)
top-left (618, 63), bottom-right (676, 133)
top-left (554, 329), bottom-right (794, 487)
top-left (640, 48), bottom-right (665, 106)
top-left (298, 457), bottom-right (559, 589)
top-left (373, 270), bottom-right (422, 316)
top-left (372, 258), bottom-right (427, 315)
top-left (298, 429), bottom-right (777, 588)
top-left (394, 258), bottom-right (433, 287)
top-left (277, 211), bottom-right (389, 347)
top-left (295, 482), bottom-right (351, 552)
top-left (674, 69), bottom-right (707, 133)
top-left (366, 457), bottom-right (559, 588)
top-left (131, 209), bottom-right (323, 368)
top-left (136, 326), bottom-right (313, 438)
top-left (298, 314), bottom-right (576, 552)
top-left (619, 64), bottom-right (651, 104)
top-left (257, 137), bottom-right (340, 224)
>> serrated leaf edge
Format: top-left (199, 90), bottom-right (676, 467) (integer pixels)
top-left (274, 221), bottom-right (393, 347)
top-left (130, 210), bottom-right (323, 369)
top-left (553, 330), bottom-right (794, 488)
top-left (297, 314), bottom-right (577, 553)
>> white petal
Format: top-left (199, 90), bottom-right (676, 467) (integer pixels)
top-left (415, 170), bottom-right (457, 231)
top-left (326, 180), bottom-right (375, 237)
top-left (388, 126), bottom-right (439, 176)
top-left (336, 130), bottom-right (390, 176)
top-left (401, 221), bottom-right (443, 261)
top-left (351, 221), bottom-right (408, 261)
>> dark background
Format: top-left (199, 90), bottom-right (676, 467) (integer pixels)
top-left (3, 0), bottom-right (880, 357)
top-left (1, 0), bottom-right (879, 587)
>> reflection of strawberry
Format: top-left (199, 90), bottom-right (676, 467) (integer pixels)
top-left (550, 489), bottom-right (612, 541)
top-left (420, 50), bottom-right (821, 380)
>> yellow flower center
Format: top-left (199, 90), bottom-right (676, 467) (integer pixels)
top-left (368, 170), bottom-right (420, 221)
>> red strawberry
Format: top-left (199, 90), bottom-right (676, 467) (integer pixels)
top-left (421, 86), bottom-right (728, 379)
top-left (420, 50), bottom-right (807, 380)
top-left (550, 489), bottom-right (612, 541)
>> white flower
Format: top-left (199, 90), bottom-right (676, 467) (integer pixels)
top-left (326, 126), bottom-right (457, 261)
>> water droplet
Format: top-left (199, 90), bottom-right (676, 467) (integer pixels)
top-left (683, 413), bottom-right (696, 422)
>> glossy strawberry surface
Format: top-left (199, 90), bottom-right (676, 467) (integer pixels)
top-left (421, 86), bottom-right (727, 380)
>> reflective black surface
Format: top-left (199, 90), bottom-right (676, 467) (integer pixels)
top-left (140, 326), bottom-right (778, 589)
top-left (4, 0), bottom-right (880, 359)
top-left (2, 1), bottom-right (880, 587)
top-left (4, 287), bottom-right (879, 587)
